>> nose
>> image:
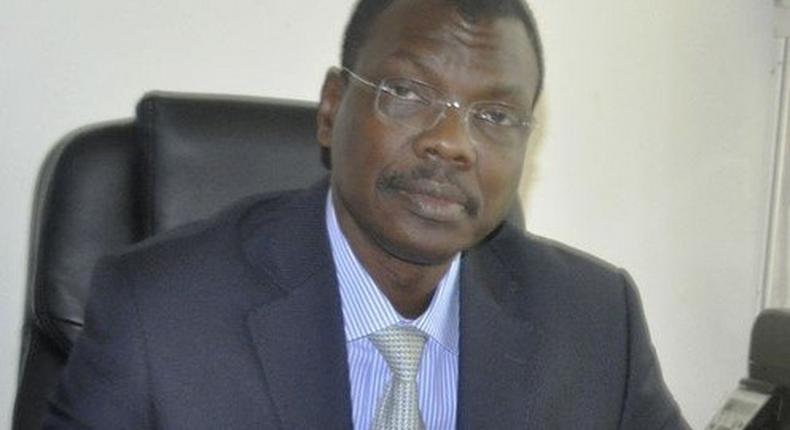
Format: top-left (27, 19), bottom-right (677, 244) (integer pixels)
top-left (412, 108), bottom-right (477, 169)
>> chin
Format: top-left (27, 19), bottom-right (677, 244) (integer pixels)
top-left (373, 224), bottom-right (477, 266)
top-left (386, 243), bottom-right (460, 266)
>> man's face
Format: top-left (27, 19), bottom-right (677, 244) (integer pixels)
top-left (318, 0), bottom-right (540, 265)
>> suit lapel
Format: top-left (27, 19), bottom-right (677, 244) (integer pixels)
top-left (241, 181), bottom-right (353, 430)
top-left (457, 235), bottom-right (546, 430)
top-left (245, 269), bottom-right (352, 430)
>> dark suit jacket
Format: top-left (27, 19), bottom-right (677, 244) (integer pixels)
top-left (44, 181), bottom-right (689, 429)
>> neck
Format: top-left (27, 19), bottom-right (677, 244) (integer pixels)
top-left (355, 248), bottom-right (451, 319)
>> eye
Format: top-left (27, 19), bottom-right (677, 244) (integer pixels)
top-left (473, 104), bottom-right (524, 127)
top-left (380, 80), bottom-right (430, 104)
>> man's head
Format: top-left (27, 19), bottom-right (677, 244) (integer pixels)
top-left (317, 0), bottom-right (542, 266)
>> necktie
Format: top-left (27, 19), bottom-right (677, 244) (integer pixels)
top-left (369, 325), bottom-right (428, 430)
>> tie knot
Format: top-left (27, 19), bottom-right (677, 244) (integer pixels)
top-left (369, 325), bottom-right (427, 380)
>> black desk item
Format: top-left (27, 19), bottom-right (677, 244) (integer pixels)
top-left (707, 309), bottom-right (790, 430)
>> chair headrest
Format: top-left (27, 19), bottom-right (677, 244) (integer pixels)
top-left (137, 91), bottom-right (328, 234)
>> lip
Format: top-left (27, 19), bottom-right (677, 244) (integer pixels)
top-left (396, 180), bottom-right (468, 222)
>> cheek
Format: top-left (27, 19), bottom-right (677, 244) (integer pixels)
top-left (477, 148), bottom-right (526, 211)
top-left (330, 105), bottom-right (376, 179)
top-left (340, 113), bottom-right (414, 174)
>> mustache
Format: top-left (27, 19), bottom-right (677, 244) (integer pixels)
top-left (377, 164), bottom-right (480, 216)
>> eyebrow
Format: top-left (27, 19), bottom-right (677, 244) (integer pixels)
top-left (381, 49), bottom-right (442, 80)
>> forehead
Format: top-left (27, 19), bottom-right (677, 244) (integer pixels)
top-left (354, 0), bottom-right (540, 104)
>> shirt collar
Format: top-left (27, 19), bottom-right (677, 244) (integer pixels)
top-left (326, 191), bottom-right (460, 353)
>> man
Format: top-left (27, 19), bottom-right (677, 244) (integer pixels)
top-left (45, 0), bottom-right (689, 428)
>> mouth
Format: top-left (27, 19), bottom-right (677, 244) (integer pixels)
top-left (395, 179), bottom-right (471, 223)
top-left (377, 166), bottom-right (480, 223)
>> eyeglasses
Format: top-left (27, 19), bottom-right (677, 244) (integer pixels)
top-left (340, 67), bottom-right (536, 149)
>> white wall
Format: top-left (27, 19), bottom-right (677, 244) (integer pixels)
top-left (526, 1), bottom-right (776, 427)
top-left (0, 0), bottom-right (776, 428)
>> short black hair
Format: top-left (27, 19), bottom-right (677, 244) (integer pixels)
top-left (341, 0), bottom-right (545, 102)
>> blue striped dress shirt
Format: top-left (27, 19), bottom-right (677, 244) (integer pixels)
top-left (326, 192), bottom-right (460, 430)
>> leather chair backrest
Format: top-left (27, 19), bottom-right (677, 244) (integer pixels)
top-left (139, 93), bottom-right (326, 233)
top-left (14, 121), bottom-right (142, 430)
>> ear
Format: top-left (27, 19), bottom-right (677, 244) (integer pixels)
top-left (316, 67), bottom-right (345, 149)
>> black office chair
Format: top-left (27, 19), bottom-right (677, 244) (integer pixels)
top-left (13, 91), bottom-right (525, 429)
top-left (13, 92), bottom-right (328, 429)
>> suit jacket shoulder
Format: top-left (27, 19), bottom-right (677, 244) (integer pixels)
top-left (456, 223), bottom-right (689, 429)
top-left (45, 182), bottom-right (353, 430)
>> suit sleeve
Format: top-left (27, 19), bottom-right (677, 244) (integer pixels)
top-left (42, 255), bottom-right (155, 430)
top-left (618, 271), bottom-right (691, 430)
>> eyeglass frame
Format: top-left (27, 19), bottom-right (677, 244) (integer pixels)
top-left (337, 66), bottom-right (537, 148)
